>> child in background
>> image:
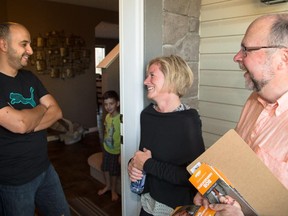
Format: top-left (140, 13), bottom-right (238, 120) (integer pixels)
top-left (98, 90), bottom-right (121, 201)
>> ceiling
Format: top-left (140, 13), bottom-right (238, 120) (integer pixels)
top-left (46, 0), bottom-right (119, 11)
top-left (46, 0), bottom-right (119, 38)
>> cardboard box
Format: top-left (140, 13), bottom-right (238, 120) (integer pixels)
top-left (186, 129), bottom-right (288, 216)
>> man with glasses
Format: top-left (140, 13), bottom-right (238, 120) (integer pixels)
top-left (194, 13), bottom-right (288, 215)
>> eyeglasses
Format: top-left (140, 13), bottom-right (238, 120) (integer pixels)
top-left (240, 44), bottom-right (287, 57)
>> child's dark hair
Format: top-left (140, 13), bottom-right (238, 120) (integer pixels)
top-left (102, 90), bottom-right (119, 102)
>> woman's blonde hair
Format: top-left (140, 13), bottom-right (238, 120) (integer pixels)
top-left (146, 55), bottom-right (194, 97)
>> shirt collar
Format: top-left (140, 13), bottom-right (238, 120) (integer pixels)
top-left (257, 91), bottom-right (288, 116)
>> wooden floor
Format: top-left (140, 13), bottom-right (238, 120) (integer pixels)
top-left (48, 132), bottom-right (122, 216)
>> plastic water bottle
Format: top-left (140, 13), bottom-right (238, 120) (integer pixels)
top-left (130, 172), bottom-right (146, 194)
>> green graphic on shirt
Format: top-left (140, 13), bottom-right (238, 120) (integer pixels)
top-left (10, 87), bottom-right (36, 107)
top-left (104, 121), bottom-right (115, 149)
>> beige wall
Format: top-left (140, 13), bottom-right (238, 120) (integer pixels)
top-left (1, 0), bottom-right (118, 128)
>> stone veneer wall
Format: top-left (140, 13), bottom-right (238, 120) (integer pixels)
top-left (162, 0), bottom-right (201, 109)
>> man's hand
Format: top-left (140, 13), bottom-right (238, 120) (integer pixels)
top-left (193, 192), bottom-right (243, 216)
top-left (193, 192), bottom-right (210, 208)
top-left (209, 203), bottom-right (244, 216)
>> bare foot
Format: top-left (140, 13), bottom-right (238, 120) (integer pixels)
top-left (111, 191), bottom-right (119, 201)
top-left (98, 186), bottom-right (110, 195)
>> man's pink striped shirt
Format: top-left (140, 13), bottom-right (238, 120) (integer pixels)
top-left (236, 91), bottom-right (288, 189)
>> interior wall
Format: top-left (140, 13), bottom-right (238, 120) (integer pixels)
top-left (101, 57), bottom-right (120, 95)
top-left (1, 0), bottom-right (118, 128)
top-left (0, 1), bottom-right (7, 20)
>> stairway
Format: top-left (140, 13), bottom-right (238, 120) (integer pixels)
top-left (87, 152), bottom-right (121, 194)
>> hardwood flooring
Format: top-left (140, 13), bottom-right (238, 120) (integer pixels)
top-left (48, 132), bottom-right (122, 216)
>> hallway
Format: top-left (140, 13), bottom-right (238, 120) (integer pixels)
top-left (48, 132), bottom-right (122, 216)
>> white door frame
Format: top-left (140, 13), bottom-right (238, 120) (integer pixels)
top-left (119, 0), bottom-right (144, 215)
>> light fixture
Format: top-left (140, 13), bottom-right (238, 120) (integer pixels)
top-left (261, 0), bottom-right (288, 4)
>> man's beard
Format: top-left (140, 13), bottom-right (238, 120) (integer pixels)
top-left (240, 64), bottom-right (263, 92)
top-left (244, 72), bottom-right (262, 92)
top-left (244, 70), bottom-right (272, 93)
top-left (7, 47), bottom-right (27, 69)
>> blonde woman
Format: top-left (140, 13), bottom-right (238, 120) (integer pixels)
top-left (128, 55), bottom-right (205, 216)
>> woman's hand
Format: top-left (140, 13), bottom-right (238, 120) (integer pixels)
top-left (131, 148), bottom-right (152, 170)
top-left (128, 148), bottom-right (151, 182)
top-left (128, 159), bottom-right (144, 182)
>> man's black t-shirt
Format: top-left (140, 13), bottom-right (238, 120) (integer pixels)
top-left (0, 69), bottom-right (50, 185)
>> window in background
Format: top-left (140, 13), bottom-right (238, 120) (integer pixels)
top-left (95, 47), bottom-right (105, 75)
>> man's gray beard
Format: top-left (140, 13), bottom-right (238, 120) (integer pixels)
top-left (244, 72), bottom-right (255, 91)
top-left (245, 74), bottom-right (262, 92)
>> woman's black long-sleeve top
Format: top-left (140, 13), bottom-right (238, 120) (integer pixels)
top-left (140, 103), bottom-right (205, 209)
